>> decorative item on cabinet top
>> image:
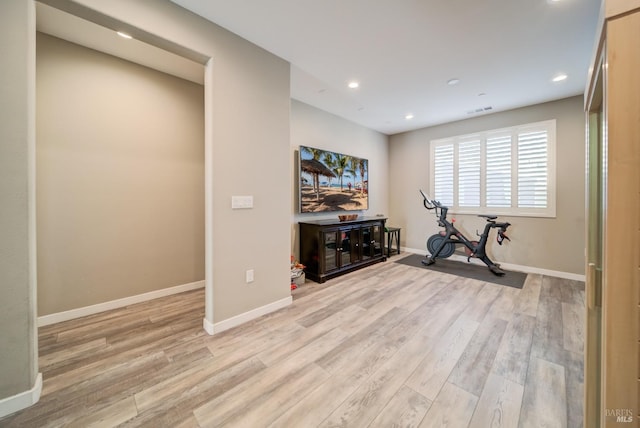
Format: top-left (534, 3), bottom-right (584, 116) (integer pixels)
top-left (338, 214), bottom-right (358, 221)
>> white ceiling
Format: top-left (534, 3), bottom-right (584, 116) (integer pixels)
top-left (36, 3), bottom-right (204, 85)
top-left (37, 1), bottom-right (602, 136)
top-left (171, 0), bottom-right (601, 135)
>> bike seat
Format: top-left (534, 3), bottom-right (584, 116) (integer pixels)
top-left (478, 214), bottom-right (498, 220)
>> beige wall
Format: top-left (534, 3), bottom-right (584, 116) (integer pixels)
top-left (36, 33), bottom-right (205, 315)
top-left (389, 96), bottom-right (585, 275)
top-left (1, 0), bottom-right (291, 408)
top-left (0, 0), bottom-right (39, 404)
top-left (291, 100), bottom-right (390, 257)
top-left (46, 0), bottom-right (293, 324)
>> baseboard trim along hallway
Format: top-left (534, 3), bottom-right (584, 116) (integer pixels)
top-left (38, 280), bottom-right (205, 327)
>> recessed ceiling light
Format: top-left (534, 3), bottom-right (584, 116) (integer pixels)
top-left (117, 31), bottom-right (133, 39)
top-left (348, 81), bottom-right (359, 89)
top-left (405, 114), bottom-right (414, 120)
top-left (552, 73), bottom-right (568, 82)
top-left (447, 78), bottom-right (460, 86)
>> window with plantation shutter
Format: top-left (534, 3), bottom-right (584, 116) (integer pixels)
top-left (486, 135), bottom-right (512, 208)
top-left (458, 140), bottom-right (481, 207)
top-left (517, 130), bottom-right (548, 208)
top-left (429, 120), bottom-right (555, 217)
top-left (433, 144), bottom-right (454, 206)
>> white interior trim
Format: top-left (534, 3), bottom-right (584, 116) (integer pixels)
top-left (203, 57), bottom-right (215, 332)
top-left (204, 296), bottom-right (292, 336)
top-left (402, 247), bottom-right (586, 282)
top-left (202, 317), bottom-right (215, 335)
top-left (37, 280), bottom-right (205, 327)
top-left (0, 373), bottom-right (42, 419)
top-left (27, 0), bottom-right (40, 410)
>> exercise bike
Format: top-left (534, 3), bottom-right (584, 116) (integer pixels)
top-left (419, 190), bottom-right (511, 276)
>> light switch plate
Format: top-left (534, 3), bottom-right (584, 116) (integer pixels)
top-left (232, 195), bottom-right (253, 209)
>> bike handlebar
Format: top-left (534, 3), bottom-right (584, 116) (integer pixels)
top-left (419, 189), bottom-right (438, 210)
top-left (420, 189), bottom-right (511, 234)
top-left (497, 228), bottom-right (511, 245)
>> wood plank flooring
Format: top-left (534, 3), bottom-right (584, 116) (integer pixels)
top-left (0, 254), bottom-right (584, 427)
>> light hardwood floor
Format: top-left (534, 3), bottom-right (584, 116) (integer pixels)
top-left (1, 254), bottom-right (584, 427)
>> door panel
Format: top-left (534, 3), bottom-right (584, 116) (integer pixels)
top-left (585, 55), bottom-right (604, 428)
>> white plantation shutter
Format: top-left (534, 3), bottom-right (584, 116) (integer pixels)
top-left (486, 135), bottom-right (512, 208)
top-left (430, 120), bottom-right (555, 217)
top-left (517, 130), bottom-right (548, 208)
top-left (458, 140), bottom-right (481, 207)
top-left (433, 144), bottom-right (454, 206)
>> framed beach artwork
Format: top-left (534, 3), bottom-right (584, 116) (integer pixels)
top-left (298, 145), bottom-right (368, 213)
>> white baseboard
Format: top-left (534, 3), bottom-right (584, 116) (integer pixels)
top-left (202, 296), bottom-right (292, 336)
top-left (203, 317), bottom-right (215, 335)
top-left (38, 280), bottom-right (205, 327)
top-left (0, 373), bottom-right (42, 419)
top-left (402, 247), bottom-right (586, 282)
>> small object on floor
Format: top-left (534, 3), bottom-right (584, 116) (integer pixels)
top-left (291, 254), bottom-right (306, 289)
top-left (291, 269), bottom-right (305, 286)
top-left (385, 226), bottom-right (401, 257)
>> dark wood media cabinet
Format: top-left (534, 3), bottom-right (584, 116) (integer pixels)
top-left (299, 217), bottom-right (387, 283)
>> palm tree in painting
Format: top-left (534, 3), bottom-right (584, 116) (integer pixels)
top-left (301, 146), bottom-right (324, 161)
top-left (322, 151), bottom-right (337, 189)
top-left (346, 158), bottom-right (359, 192)
top-left (301, 146), bottom-right (325, 196)
top-left (357, 157), bottom-right (368, 195)
top-left (332, 154), bottom-right (352, 191)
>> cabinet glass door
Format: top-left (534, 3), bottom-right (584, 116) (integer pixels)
top-left (351, 228), bottom-right (363, 264)
top-left (323, 231), bottom-right (339, 272)
top-left (372, 225), bottom-right (383, 257)
top-left (361, 224), bottom-right (382, 260)
top-left (361, 226), bottom-right (372, 261)
top-left (340, 229), bottom-right (354, 267)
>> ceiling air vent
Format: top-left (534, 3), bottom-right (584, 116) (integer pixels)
top-left (466, 106), bottom-right (493, 115)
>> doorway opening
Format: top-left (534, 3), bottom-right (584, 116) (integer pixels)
top-left (35, 2), bottom-right (214, 330)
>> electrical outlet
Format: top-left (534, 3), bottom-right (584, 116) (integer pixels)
top-left (246, 269), bottom-right (254, 283)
